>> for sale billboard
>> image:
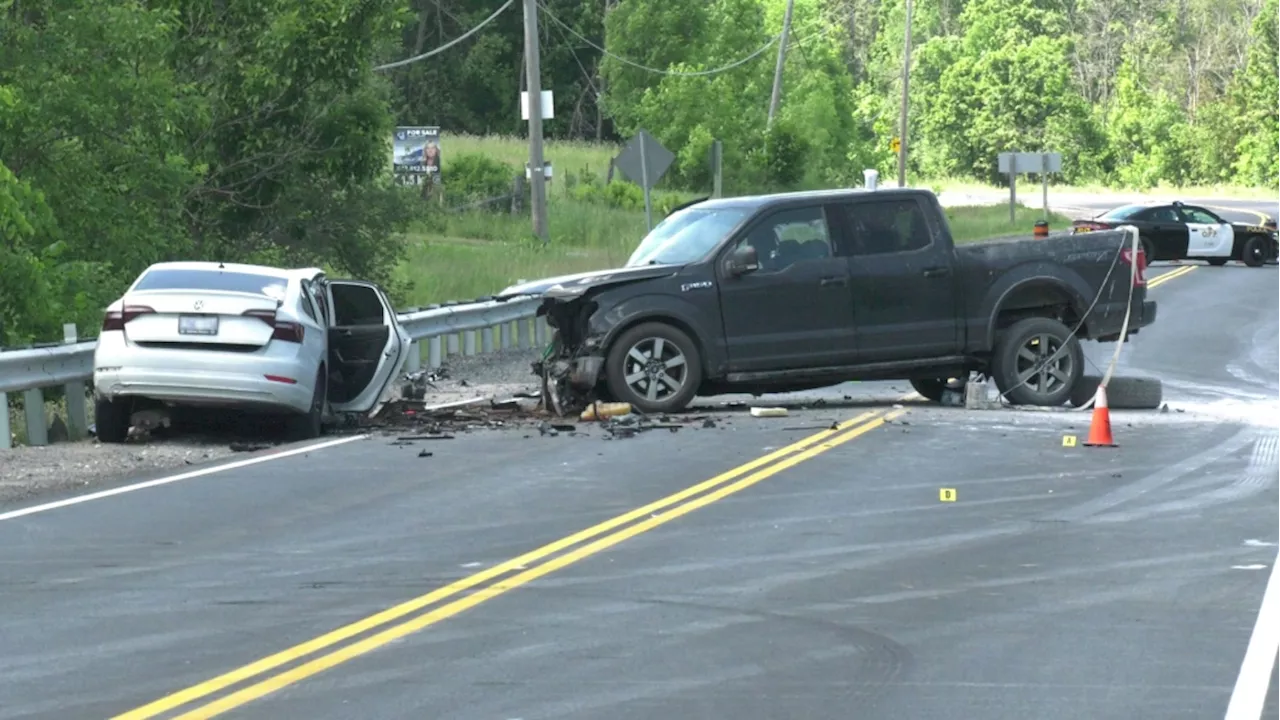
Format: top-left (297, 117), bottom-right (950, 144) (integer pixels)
top-left (393, 126), bottom-right (441, 176)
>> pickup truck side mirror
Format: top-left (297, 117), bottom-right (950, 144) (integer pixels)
top-left (726, 245), bottom-right (760, 277)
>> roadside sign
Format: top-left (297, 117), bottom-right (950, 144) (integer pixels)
top-left (890, 137), bottom-right (901, 154)
top-left (999, 152), bottom-right (1062, 174)
top-left (520, 90), bottom-right (555, 121)
top-left (393, 126), bottom-right (441, 178)
top-left (614, 129), bottom-right (675, 231)
top-left (997, 151), bottom-right (1063, 223)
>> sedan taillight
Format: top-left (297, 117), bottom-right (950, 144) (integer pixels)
top-left (102, 305), bottom-right (154, 331)
top-left (242, 309), bottom-right (305, 343)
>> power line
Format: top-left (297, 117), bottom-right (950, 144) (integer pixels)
top-left (374, 0), bottom-right (516, 71)
top-left (537, 2), bottom-right (780, 77)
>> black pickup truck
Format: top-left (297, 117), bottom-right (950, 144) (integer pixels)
top-left (498, 188), bottom-right (1158, 415)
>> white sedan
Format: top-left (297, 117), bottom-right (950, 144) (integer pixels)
top-left (92, 261), bottom-right (412, 442)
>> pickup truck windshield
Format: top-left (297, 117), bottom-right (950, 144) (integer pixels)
top-left (625, 207), bottom-right (749, 267)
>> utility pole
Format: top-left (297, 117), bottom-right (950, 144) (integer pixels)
top-left (767, 0), bottom-right (796, 129)
top-left (896, 0), bottom-right (913, 188)
top-left (522, 0), bottom-right (548, 243)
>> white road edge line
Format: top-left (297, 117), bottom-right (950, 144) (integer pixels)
top-left (0, 434), bottom-right (369, 522)
top-left (1224, 550), bottom-right (1280, 720)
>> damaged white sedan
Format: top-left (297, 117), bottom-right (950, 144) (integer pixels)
top-left (92, 261), bottom-right (411, 442)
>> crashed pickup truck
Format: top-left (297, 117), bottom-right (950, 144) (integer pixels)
top-left (498, 188), bottom-right (1157, 416)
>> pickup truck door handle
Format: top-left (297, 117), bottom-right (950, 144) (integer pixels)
top-left (923, 267), bottom-right (951, 278)
top-left (819, 276), bottom-right (848, 287)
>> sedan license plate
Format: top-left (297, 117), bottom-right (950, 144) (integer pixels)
top-left (178, 315), bottom-right (219, 336)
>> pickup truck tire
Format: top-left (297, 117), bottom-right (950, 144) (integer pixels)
top-left (1068, 375), bottom-right (1164, 409)
top-left (605, 321), bottom-right (703, 414)
top-left (991, 317), bottom-right (1082, 407)
top-left (1242, 235), bottom-right (1268, 267)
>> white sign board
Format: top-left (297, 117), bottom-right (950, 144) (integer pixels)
top-left (998, 152), bottom-right (1062, 175)
top-left (520, 90), bottom-right (555, 121)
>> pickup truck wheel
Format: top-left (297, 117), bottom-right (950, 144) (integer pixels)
top-left (1242, 235), bottom-right (1268, 267)
top-left (992, 317), bottom-right (1082, 407)
top-left (605, 322), bottom-right (702, 414)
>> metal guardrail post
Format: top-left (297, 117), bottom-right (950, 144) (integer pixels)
top-left (463, 330), bottom-right (477, 356)
top-left (524, 317), bottom-right (536, 349)
top-left (481, 326), bottom-right (495, 354)
top-left (405, 341), bottom-right (422, 373)
top-left (23, 386), bottom-right (47, 446)
top-left (500, 322), bottom-right (512, 350)
top-left (427, 336), bottom-right (443, 368)
top-left (447, 333), bottom-right (459, 356)
top-left (63, 324), bottom-right (88, 440)
top-left (535, 317), bottom-right (548, 347)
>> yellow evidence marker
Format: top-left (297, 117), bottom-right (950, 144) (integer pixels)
top-left (939, 488), bottom-right (957, 502)
top-left (1062, 435), bottom-right (1078, 447)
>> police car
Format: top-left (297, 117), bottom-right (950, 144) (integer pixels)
top-left (1071, 201), bottom-right (1278, 267)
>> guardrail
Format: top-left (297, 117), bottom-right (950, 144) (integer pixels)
top-left (0, 296), bottom-right (549, 449)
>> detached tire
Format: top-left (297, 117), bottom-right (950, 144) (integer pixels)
top-left (605, 322), bottom-right (702, 414)
top-left (991, 316), bottom-right (1082, 407)
top-left (1068, 374), bottom-right (1164, 409)
top-left (94, 397), bottom-right (131, 444)
top-left (1242, 235), bottom-right (1268, 267)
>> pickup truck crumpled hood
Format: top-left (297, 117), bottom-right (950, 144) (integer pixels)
top-left (497, 265), bottom-right (679, 299)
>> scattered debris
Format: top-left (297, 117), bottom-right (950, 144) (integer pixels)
top-left (750, 407), bottom-right (789, 418)
top-left (580, 401), bottom-right (632, 421)
top-left (418, 449), bottom-right (433, 458)
top-left (397, 434), bottom-right (455, 441)
top-left (702, 418), bottom-right (717, 429)
top-left (229, 442), bottom-right (273, 453)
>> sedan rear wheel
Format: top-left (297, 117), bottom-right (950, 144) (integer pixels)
top-left (287, 367), bottom-right (326, 441)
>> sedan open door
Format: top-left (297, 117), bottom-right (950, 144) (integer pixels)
top-left (324, 280), bottom-right (411, 413)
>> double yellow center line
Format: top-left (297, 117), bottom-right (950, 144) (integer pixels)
top-left (114, 408), bottom-right (903, 719)
top-left (1147, 264), bottom-right (1196, 289)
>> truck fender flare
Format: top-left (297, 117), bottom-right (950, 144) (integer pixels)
top-left (981, 269), bottom-right (1094, 347)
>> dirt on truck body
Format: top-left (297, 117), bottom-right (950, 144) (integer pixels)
top-left (498, 188), bottom-right (1158, 417)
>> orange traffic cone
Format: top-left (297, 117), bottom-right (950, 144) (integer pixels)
top-left (1083, 384), bottom-right (1116, 447)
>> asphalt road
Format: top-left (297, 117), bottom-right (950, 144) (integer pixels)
top-left (1, 263), bottom-right (1276, 720)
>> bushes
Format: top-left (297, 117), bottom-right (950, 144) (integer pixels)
top-left (567, 167), bottom-right (690, 216)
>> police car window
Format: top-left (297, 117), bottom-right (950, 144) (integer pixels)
top-left (1181, 207), bottom-right (1221, 224)
top-left (731, 206), bottom-right (832, 273)
top-left (840, 199), bottom-right (933, 256)
top-left (1138, 207), bottom-right (1179, 222)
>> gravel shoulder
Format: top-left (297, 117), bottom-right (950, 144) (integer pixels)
top-left (0, 350), bottom-right (546, 507)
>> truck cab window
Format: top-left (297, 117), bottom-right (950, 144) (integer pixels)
top-left (841, 199), bottom-right (933, 256)
top-left (731, 206), bottom-right (832, 273)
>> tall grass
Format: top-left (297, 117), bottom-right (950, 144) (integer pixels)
top-left (398, 200), bottom-right (1076, 307)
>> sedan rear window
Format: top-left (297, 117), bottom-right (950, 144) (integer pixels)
top-left (133, 269), bottom-right (288, 298)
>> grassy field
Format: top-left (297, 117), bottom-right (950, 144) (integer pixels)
top-left (397, 200), bottom-right (1072, 307)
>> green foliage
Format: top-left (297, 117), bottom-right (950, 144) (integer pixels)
top-left (444, 152), bottom-right (517, 203)
top-left (0, 0), bottom-right (413, 343)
